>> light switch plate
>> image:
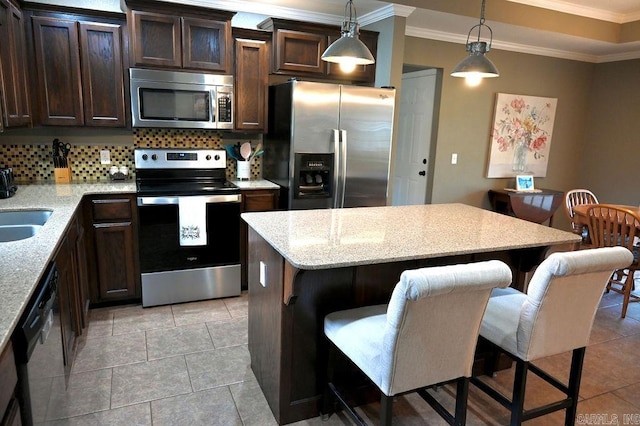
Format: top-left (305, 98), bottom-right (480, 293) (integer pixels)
top-left (451, 153), bottom-right (458, 164)
top-left (259, 261), bottom-right (267, 287)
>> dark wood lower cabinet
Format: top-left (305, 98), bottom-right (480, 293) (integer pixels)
top-left (93, 222), bottom-right (137, 300)
top-left (240, 188), bottom-right (279, 290)
top-left (84, 194), bottom-right (141, 305)
top-left (54, 227), bottom-right (80, 379)
top-left (1, 341), bottom-right (21, 426)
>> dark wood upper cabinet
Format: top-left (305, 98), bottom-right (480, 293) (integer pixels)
top-left (0, 0), bottom-right (31, 127)
top-left (30, 12), bottom-right (127, 127)
top-left (273, 28), bottom-right (327, 75)
top-left (126, 0), bottom-right (234, 73)
top-left (234, 29), bottom-right (270, 131)
top-left (260, 18), bottom-right (378, 84)
top-left (32, 16), bottom-right (84, 126)
top-left (183, 16), bottom-right (230, 71)
top-left (129, 10), bottom-right (181, 68)
top-left (79, 22), bottom-right (126, 127)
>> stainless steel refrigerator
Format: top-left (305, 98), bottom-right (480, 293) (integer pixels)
top-left (263, 80), bottom-right (395, 210)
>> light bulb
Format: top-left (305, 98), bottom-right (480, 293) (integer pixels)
top-left (465, 74), bottom-right (483, 86)
top-left (339, 61), bottom-right (357, 73)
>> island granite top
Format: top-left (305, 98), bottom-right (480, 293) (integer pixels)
top-left (0, 182), bottom-right (135, 352)
top-left (241, 203), bottom-right (581, 270)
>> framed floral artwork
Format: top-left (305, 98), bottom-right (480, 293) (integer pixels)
top-left (486, 93), bottom-right (558, 178)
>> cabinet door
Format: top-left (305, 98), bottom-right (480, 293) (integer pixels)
top-left (32, 16), bottom-right (83, 126)
top-left (273, 29), bottom-right (326, 75)
top-left (55, 234), bottom-right (79, 379)
top-left (235, 38), bottom-right (267, 131)
top-left (182, 16), bottom-right (230, 72)
top-left (0, 0), bottom-right (31, 127)
top-left (130, 10), bottom-right (181, 68)
top-left (79, 22), bottom-right (126, 127)
top-left (93, 222), bottom-right (137, 301)
top-left (74, 221), bottom-right (90, 329)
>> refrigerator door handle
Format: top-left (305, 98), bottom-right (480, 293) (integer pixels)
top-left (339, 129), bottom-right (347, 208)
top-left (333, 129), bottom-right (341, 208)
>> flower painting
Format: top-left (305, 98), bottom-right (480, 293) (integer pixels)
top-left (486, 93), bottom-right (557, 178)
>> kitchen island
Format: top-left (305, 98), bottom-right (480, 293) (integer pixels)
top-left (241, 203), bottom-right (581, 424)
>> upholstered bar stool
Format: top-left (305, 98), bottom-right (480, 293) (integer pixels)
top-left (471, 247), bottom-right (633, 425)
top-left (323, 260), bottom-right (512, 426)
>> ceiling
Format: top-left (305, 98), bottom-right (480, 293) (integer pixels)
top-left (180, 0), bottom-right (640, 63)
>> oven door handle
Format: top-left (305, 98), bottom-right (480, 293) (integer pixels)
top-left (137, 194), bottom-right (242, 206)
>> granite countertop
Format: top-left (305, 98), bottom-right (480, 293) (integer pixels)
top-left (241, 203), bottom-right (581, 270)
top-left (231, 179), bottom-right (280, 190)
top-left (0, 181), bottom-right (136, 353)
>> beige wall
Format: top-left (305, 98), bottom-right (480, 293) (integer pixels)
top-left (581, 59), bottom-right (640, 206)
top-left (403, 36), bottom-right (597, 231)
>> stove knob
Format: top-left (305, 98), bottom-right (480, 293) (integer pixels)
top-left (214, 155), bottom-right (220, 161)
top-left (142, 154), bottom-right (148, 160)
top-left (206, 155), bottom-right (212, 161)
top-left (151, 154), bottom-right (158, 161)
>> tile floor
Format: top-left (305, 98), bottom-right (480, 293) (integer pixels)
top-left (35, 290), bottom-right (640, 425)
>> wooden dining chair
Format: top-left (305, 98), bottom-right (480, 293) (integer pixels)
top-left (564, 189), bottom-right (599, 237)
top-left (586, 204), bottom-right (640, 318)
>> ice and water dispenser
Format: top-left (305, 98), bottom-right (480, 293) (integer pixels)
top-left (293, 153), bottom-right (333, 200)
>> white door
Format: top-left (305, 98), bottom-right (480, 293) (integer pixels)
top-left (392, 69), bottom-right (437, 205)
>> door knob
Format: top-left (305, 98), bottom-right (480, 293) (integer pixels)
top-left (419, 171), bottom-right (426, 176)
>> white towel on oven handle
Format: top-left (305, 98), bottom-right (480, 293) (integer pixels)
top-left (178, 196), bottom-right (207, 246)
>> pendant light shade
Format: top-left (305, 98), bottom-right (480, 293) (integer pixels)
top-left (321, 0), bottom-right (375, 73)
top-left (451, 0), bottom-right (499, 83)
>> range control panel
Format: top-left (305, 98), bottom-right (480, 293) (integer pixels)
top-left (134, 148), bottom-right (226, 169)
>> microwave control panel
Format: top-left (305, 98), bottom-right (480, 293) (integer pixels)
top-left (218, 94), bottom-right (232, 123)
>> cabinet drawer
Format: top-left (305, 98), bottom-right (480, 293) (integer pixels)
top-left (91, 198), bottom-right (133, 222)
top-left (244, 190), bottom-right (278, 212)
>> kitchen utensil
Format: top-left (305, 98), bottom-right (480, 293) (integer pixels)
top-left (249, 143), bottom-right (262, 160)
top-left (224, 145), bottom-right (240, 160)
top-left (240, 142), bottom-right (252, 161)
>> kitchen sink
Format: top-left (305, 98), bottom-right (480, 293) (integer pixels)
top-left (0, 209), bottom-right (52, 226)
top-left (0, 225), bottom-right (43, 242)
top-left (0, 210), bottom-right (52, 242)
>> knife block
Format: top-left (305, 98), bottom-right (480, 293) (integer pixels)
top-left (54, 166), bottom-right (72, 183)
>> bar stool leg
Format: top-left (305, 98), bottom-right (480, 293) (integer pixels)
top-left (380, 394), bottom-right (393, 426)
top-left (511, 361), bottom-right (529, 426)
top-left (565, 348), bottom-right (586, 425)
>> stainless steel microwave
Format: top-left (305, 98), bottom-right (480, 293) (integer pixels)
top-left (129, 68), bottom-right (233, 129)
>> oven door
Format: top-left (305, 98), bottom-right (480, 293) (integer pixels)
top-left (137, 194), bottom-right (241, 306)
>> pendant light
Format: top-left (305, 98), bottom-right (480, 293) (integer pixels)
top-left (321, 0), bottom-right (375, 73)
top-left (450, 0), bottom-right (499, 86)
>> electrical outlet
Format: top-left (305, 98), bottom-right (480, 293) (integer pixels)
top-left (100, 150), bottom-right (111, 165)
top-left (451, 153), bottom-right (458, 164)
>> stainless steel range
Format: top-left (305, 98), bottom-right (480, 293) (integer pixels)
top-left (135, 148), bottom-right (241, 307)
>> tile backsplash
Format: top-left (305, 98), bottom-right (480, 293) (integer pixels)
top-left (0, 128), bottom-right (262, 182)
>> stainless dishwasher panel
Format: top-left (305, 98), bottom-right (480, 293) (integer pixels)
top-left (13, 263), bottom-right (65, 426)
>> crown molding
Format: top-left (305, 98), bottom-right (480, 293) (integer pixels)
top-left (405, 25), bottom-right (600, 63)
top-left (163, 0), bottom-right (343, 25)
top-left (359, 4), bottom-right (415, 26)
top-left (505, 0), bottom-right (639, 24)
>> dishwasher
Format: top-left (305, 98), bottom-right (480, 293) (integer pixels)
top-left (12, 262), bottom-right (65, 426)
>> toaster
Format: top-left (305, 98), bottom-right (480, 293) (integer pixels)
top-left (0, 167), bottom-right (17, 199)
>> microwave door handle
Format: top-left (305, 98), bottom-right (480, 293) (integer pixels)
top-left (210, 89), bottom-right (216, 124)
